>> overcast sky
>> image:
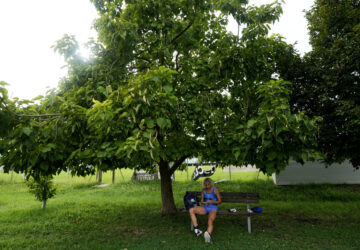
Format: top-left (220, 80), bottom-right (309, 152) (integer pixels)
top-left (0, 0), bottom-right (314, 100)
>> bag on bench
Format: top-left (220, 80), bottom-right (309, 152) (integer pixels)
top-left (184, 193), bottom-right (199, 211)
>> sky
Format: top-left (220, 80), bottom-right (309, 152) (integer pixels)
top-left (0, 0), bottom-right (314, 100)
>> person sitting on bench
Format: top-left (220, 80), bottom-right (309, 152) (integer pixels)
top-left (189, 178), bottom-right (222, 243)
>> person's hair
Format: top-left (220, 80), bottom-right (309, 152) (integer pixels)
top-left (202, 178), bottom-right (214, 189)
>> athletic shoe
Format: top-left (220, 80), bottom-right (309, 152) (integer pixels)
top-left (204, 231), bottom-right (211, 243)
top-left (194, 228), bottom-right (203, 237)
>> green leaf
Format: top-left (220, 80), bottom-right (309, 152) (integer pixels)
top-left (97, 151), bottom-right (107, 158)
top-left (267, 151), bottom-right (277, 161)
top-left (163, 85), bottom-right (173, 93)
top-left (266, 116), bottom-right (274, 124)
top-left (40, 144), bottom-right (55, 153)
top-left (106, 85), bottom-right (112, 95)
top-left (156, 118), bottom-right (167, 129)
top-left (139, 119), bottom-right (145, 129)
top-left (152, 76), bottom-right (159, 83)
top-left (247, 119), bottom-right (257, 127)
top-left (156, 118), bottom-right (171, 129)
top-left (22, 127), bottom-right (32, 136)
top-left (257, 128), bottom-right (265, 137)
top-left (146, 118), bottom-right (155, 128)
top-left (234, 151), bottom-right (240, 160)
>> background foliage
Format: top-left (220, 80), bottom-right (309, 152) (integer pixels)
top-left (277, 0), bottom-right (360, 168)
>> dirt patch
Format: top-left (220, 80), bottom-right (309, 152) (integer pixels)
top-left (122, 227), bottom-right (147, 237)
top-left (295, 216), bottom-right (321, 225)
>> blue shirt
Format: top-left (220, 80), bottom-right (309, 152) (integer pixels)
top-left (203, 187), bottom-right (218, 202)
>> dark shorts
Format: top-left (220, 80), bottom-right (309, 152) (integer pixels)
top-left (203, 204), bottom-right (218, 214)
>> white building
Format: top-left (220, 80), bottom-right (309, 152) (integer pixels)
top-left (273, 160), bottom-right (360, 185)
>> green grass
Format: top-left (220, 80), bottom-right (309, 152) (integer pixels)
top-left (1, 169), bottom-right (360, 249)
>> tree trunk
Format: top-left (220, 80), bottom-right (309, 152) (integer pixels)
top-left (112, 170), bottom-right (115, 184)
top-left (98, 170), bottom-right (102, 184)
top-left (159, 159), bottom-right (177, 215)
top-left (42, 199), bottom-right (47, 209)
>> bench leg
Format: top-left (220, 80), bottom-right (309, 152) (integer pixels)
top-left (190, 220), bottom-right (194, 231)
top-left (247, 204), bottom-right (251, 233)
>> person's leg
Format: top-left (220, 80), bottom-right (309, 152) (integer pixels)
top-left (189, 206), bottom-right (206, 236)
top-left (207, 209), bottom-right (217, 234)
top-left (189, 206), bottom-right (206, 227)
top-left (204, 209), bottom-right (217, 243)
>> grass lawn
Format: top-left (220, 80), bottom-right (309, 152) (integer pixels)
top-left (1, 168), bottom-right (359, 249)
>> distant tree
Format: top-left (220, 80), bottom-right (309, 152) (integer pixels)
top-left (277, 0), bottom-right (360, 168)
top-left (0, 0), bottom-right (321, 215)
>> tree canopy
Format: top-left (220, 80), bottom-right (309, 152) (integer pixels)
top-left (278, 0), bottom-right (360, 168)
top-left (0, 0), bottom-right (321, 214)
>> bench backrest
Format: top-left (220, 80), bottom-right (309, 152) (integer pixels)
top-left (186, 191), bottom-right (259, 204)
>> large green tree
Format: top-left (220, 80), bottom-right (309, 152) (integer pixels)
top-left (278, 0), bottom-right (360, 168)
top-left (0, 0), bottom-right (321, 214)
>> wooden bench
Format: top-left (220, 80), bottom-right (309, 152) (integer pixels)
top-left (183, 191), bottom-right (260, 233)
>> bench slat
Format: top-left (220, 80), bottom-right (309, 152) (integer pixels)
top-left (186, 191), bottom-right (258, 197)
top-left (217, 210), bottom-right (260, 215)
top-left (186, 191), bottom-right (259, 203)
top-left (179, 209), bottom-right (260, 215)
top-left (221, 198), bottom-right (259, 203)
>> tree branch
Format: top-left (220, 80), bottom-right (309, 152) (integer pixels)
top-left (15, 113), bottom-right (61, 118)
top-left (169, 155), bottom-right (190, 175)
top-left (1, 101), bottom-right (61, 118)
top-left (170, 22), bottom-right (193, 44)
top-left (134, 56), bottom-right (151, 64)
top-left (175, 52), bottom-right (179, 72)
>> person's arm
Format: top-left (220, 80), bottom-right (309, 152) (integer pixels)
top-left (208, 187), bottom-right (222, 205)
top-left (200, 189), bottom-right (206, 205)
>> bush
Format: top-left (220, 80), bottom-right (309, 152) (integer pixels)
top-left (25, 175), bottom-right (56, 209)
